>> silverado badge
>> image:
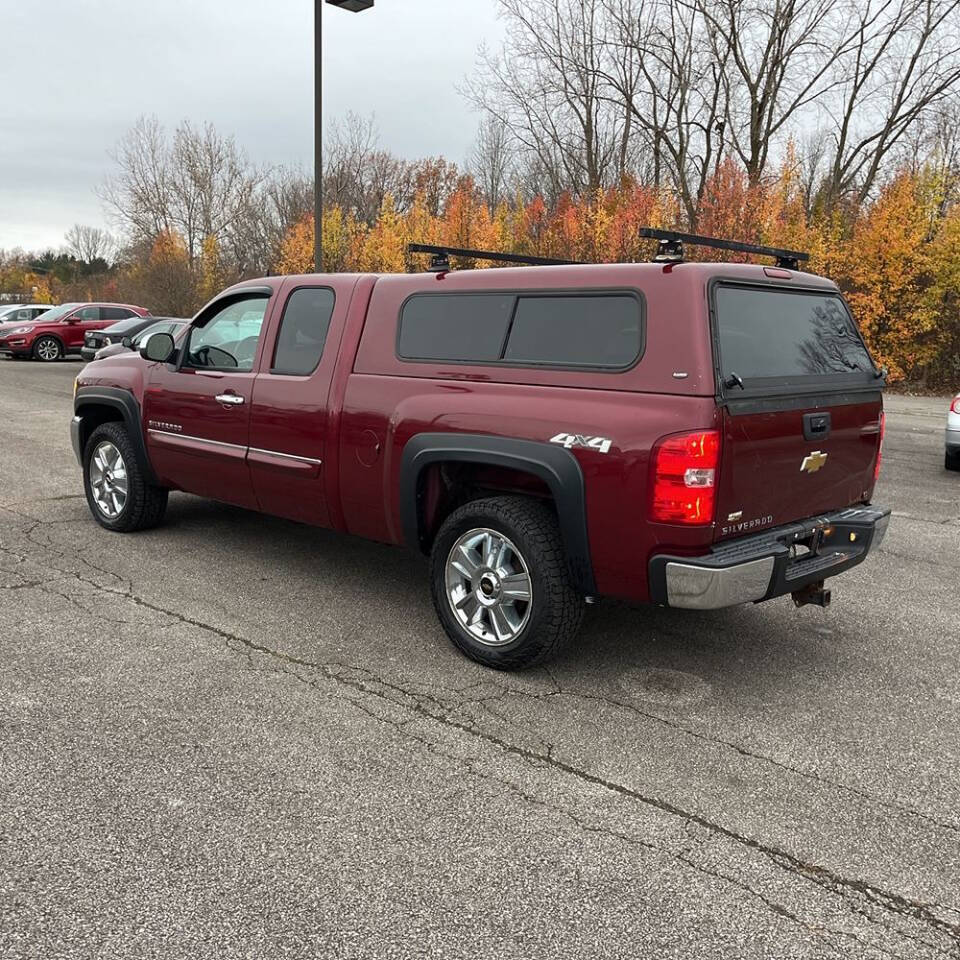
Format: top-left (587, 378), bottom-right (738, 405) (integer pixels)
top-left (800, 450), bottom-right (828, 474)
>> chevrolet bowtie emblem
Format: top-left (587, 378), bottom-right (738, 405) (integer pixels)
top-left (800, 450), bottom-right (828, 474)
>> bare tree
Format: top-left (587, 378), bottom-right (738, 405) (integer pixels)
top-left (168, 121), bottom-right (264, 263)
top-left (693, 0), bottom-right (848, 186)
top-left (64, 224), bottom-right (114, 264)
top-left (100, 116), bottom-right (263, 265)
top-left (818, 0), bottom-right (960, 205)
top-left (601, 0), bottom-right (728, 225)
top-left (464, 0), bottom-right (631, 201)
top-left (470, 116), bottom-right (515, 208)
top-left (99, 115), bottom-right (175, 243)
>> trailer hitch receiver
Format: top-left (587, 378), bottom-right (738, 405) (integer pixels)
top-left (792, 581), bottom-right (831, 609)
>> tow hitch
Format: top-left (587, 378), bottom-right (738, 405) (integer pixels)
top-left (792, 581), bottom-right (831, 609)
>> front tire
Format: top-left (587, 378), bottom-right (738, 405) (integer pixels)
top-left (429, 496), bottom-right (584, 670)
top-left (33, 336), bottom-right (62, 362)
top-left (946, 449), bottom-right (960, 472)
top-left (83, 422), bottom-right (168, 532)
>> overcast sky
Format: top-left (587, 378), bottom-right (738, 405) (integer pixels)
top-left (0, 0), bottom-right (505, 251)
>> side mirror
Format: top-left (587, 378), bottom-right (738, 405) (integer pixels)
top-left (140, 331), bottom-right (176, 363)
top-left (121, 336), bottom-right (133, 348)
top-left (65, 316), bottom-right (79, 325)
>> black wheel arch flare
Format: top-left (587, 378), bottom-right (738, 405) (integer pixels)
top-left (74, 386), bottom-right (158, 485)
top-left (399, 432), bottom-right (596, 594)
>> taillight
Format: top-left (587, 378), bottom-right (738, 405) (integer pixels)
top-left (873, 410), bottom-right (885, 485)
top-left (950, 397), bottom-right (960, 415)
top-left (651, 430), bottom-right (720, 525)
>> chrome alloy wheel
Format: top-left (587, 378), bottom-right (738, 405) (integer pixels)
top-left (36, 338), bottom-right (60, 361)
top-left (445, 527), bottom-right (533, 646)
top-left (89, 441), bottom-right (128, 519)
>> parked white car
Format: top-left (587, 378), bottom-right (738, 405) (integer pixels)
top-left (947, 394), bottom-right (960, 472)
top-left (0, 303), bottom-right (51, 324)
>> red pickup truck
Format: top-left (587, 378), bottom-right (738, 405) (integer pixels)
top-left (71, 233), bottom-right (889, 669)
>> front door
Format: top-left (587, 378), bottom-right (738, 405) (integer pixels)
top-left (63, 305), bottom-right (102, 350)
top-left (142, 291), bottom-right (274, 510)
top-left (246, 279), bottom-right (354, 527)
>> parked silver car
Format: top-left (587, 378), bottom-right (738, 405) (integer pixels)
top-left (947, 394), bottom-right (960, 472)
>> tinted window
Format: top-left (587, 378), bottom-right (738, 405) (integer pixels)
top-left (715, 286), bottom-right (874, 381)
top-left (102, 307), bottom-right (134, 321)
top-left (399, 294), bottom-right (515, 361)
top-left (505, 295), bottom-right (641, 367)
top-left (272, 287), bottom-right (335, 376)
top-left (72, 306), bottom-right (101, 321)
top-left (185, 296), bottom-right (268, 370)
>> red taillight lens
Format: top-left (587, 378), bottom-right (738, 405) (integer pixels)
top-left (651, 430), bottom-right (720, 525)
top-left (950, 397), bottom-right (960, 415)
top-left (873, 410), bottom-right (885, 485)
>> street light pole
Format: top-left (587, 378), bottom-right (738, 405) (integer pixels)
top-left (315, 0), bottom-right (375, 274)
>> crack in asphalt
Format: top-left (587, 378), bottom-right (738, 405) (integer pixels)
top-left (3, 505), bottom-right (959, 956)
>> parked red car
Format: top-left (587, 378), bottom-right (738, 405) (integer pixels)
top-left (71, 232), bottom-right (888, 669)
top-left (0, 302), bottom-right (150, 361)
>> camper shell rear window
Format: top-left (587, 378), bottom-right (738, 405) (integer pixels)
top-left (712, 282), bottom-right (877, 391)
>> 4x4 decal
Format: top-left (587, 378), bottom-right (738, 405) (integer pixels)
top-left (549, 433), bottom-right (613, 455)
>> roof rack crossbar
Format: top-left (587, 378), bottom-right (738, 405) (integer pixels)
top-left (408, 243), bottom-right (582, 269)
top-left (638, 228), bottom-right (809, 270)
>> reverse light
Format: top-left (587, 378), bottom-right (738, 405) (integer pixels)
top-left (873, 411), bottom-right (886, 485)
top-left (651, 430), bottom-right (720, 525)
top-left (950, 396), bottom-right (960, 415)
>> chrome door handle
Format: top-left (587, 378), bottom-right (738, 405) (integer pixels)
top-left (215, 393), bottom-right (245, 406)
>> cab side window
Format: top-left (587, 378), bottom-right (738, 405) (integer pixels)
top-left (72, 306), bottom-right (101, 322)
top-left (184, 296), bottom-right (269, 371)
top-left (271, 287), bottom-right (335, 376)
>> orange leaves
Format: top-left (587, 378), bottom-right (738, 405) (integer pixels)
top-left (270, 162), bottom-right (957, 385)
top-left (278, 216), bottom-right (316, 275)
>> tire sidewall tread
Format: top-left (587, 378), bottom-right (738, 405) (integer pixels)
top-left (33, 336), bottom-right (62, 362)
top-left (83, 422), bottom-right (167, 532)
top-left (430, 496), bottom-right (583, 670)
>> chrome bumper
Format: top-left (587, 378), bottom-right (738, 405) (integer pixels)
top-left (665, 556), bottom-right (775, 609)
top-left (651, 507), bottom-right (891, 610)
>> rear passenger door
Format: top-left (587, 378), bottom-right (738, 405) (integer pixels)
top-left (247, 277), bottom-right (355, 527)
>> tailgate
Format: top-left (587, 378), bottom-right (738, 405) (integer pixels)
top-left (711, 282), bottom-right (883, 542)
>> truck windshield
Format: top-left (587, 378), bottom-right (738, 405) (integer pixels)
top-left (714, 286), bottom-right (874, 382)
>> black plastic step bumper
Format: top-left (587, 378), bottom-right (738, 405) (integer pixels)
top-left (649, 506), bottom-right (891, 610)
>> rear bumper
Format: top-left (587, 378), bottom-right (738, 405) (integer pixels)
top-left (80, 347), bottom-right (98, 361)
top-left (649, 506), bottom-right (891, 610)
top-left (946, 426), bottom-right (960, 452)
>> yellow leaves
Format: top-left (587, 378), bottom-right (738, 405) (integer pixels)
top-left (278, 216), bottom-right (315, 275)
top-left (149, 230), bottom-right (189, 266)
top-left (267, 164), bottom-right (957, 384)
top-left (198, 234), bottom-right (223, 303)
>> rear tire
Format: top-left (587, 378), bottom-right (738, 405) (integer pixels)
top-left (33, 336), bottom-right (62, 362)
top-left (946, 449), bottom-right (960, 472)
top-left (429, 496), bottom-right (583, 670)
top-left (83, 422), bottom-right (168, 532)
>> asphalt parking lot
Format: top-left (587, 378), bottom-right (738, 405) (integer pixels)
top-left (1, 358), bottom-right (958, 959)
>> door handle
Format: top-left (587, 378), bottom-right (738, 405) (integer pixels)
top-left (215, 393), bottom-right (245, 406)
